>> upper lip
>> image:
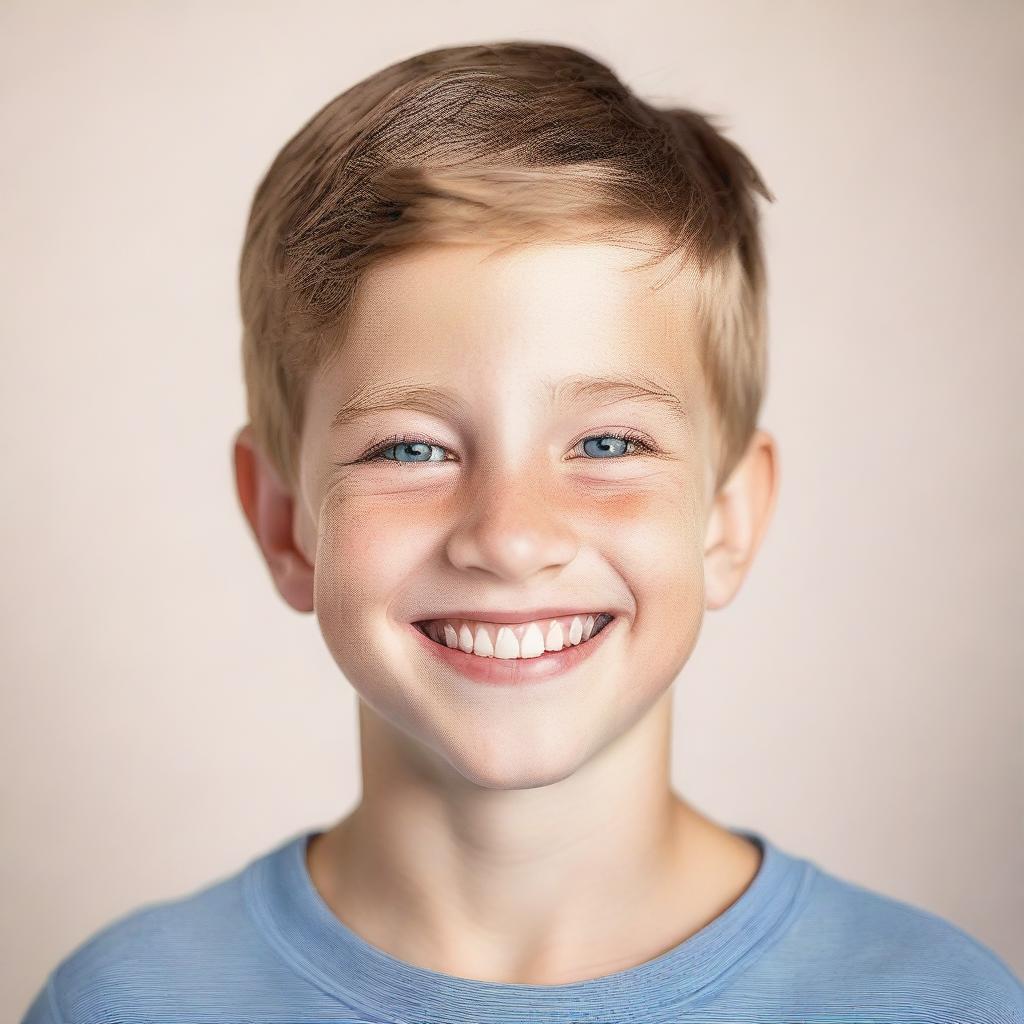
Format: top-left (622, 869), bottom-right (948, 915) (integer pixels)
top-left (413, 607), bottom-right (614, 625)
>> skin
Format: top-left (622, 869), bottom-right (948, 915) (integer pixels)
top-left (233, 236), bottom-right (779, 985)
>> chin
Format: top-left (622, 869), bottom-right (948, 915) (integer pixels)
top-left (446, 758), bottom-right (585, 792)
top-left (427, 728), bottom-right (596, 792)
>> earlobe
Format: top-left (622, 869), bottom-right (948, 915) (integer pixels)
top-left (702, 430), bottom-right (779, 611)
top-left (232, 425), bottom-right (315, 614)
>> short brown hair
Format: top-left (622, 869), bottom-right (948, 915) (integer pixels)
top-left (238, 41), bottom-right (773, 495)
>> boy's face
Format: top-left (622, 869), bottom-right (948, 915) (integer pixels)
top-left (290, 239), bottom-right (727, 789)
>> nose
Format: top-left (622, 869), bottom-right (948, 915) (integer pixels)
top-left (445, 465), bottom-right (580, 583)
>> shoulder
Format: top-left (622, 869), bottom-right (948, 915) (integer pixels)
top-left (760, 857), bottom-right (1024, 1022)
top-left (21, 856), bottom-right (287, 1023)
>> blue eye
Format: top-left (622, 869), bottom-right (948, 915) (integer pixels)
top-left (579, 433), bottom-right (652, 458)
top-left (369, 438), bottom-right (450, 463)
top-left (357, 430), bottom-right (656, 465)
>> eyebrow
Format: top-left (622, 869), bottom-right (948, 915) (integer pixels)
top-left (329, 372), bottom-right (690, 432)
top-left (544, 372), bottom-right (690, 426)
top-left (330, 379), bottom-right (470, 431)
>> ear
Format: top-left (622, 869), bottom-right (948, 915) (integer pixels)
top-left (703, 429), bottom-right (780, 611)
top-left (232, 424), bottom-right (315, 613)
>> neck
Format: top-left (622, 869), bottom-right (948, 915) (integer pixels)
top-left (306, 690), bottom-right (761, 985)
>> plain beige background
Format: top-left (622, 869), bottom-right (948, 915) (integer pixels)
top-left (3, 0), bottom-right (1022, 1016)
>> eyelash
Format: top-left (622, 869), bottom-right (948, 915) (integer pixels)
top-left (355, 429), bottom-right (658, 465)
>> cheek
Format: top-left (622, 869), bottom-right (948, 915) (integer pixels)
top-left (590, 487), bottom-right (705, 639)
top-left (588, 484), bottom-right (703, 566)
top-left (312, 489), bottom-right (432, 647)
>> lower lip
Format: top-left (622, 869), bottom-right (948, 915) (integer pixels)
top-left (407, 616), bottom-right (619, 686)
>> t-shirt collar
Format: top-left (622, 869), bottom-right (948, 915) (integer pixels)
top-left (245, 825), bottom-right (812, 1024)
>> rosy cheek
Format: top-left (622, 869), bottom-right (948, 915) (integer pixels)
top-left (315, 501), bottom-right (392, 607)
top-left (587, 487), bottom-right (698, 553)
top-left (592, 490), bottom-right (703, 592)
top-left (317, 489), bottom-right (441, 598)
top-left (587, 490), bottom-right (655, 522)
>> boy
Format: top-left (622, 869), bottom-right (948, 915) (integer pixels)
top-left (23, 40), bottom-right (1023, 1024)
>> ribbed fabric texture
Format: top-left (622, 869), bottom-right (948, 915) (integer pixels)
top-left (22, 826), bottom-right (1024, 1023)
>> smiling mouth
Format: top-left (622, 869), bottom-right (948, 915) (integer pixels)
top-left (414, 612), bottom-right (615, 661)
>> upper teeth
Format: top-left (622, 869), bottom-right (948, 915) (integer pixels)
top-left (419, 613), bottom-right (608, 660)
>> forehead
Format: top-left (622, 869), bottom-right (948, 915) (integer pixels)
top-left (317, 239), bottom-right (705, 415)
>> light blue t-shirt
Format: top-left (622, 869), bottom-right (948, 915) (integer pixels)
top-left (21, 826), bottom-right (1024, 1023)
